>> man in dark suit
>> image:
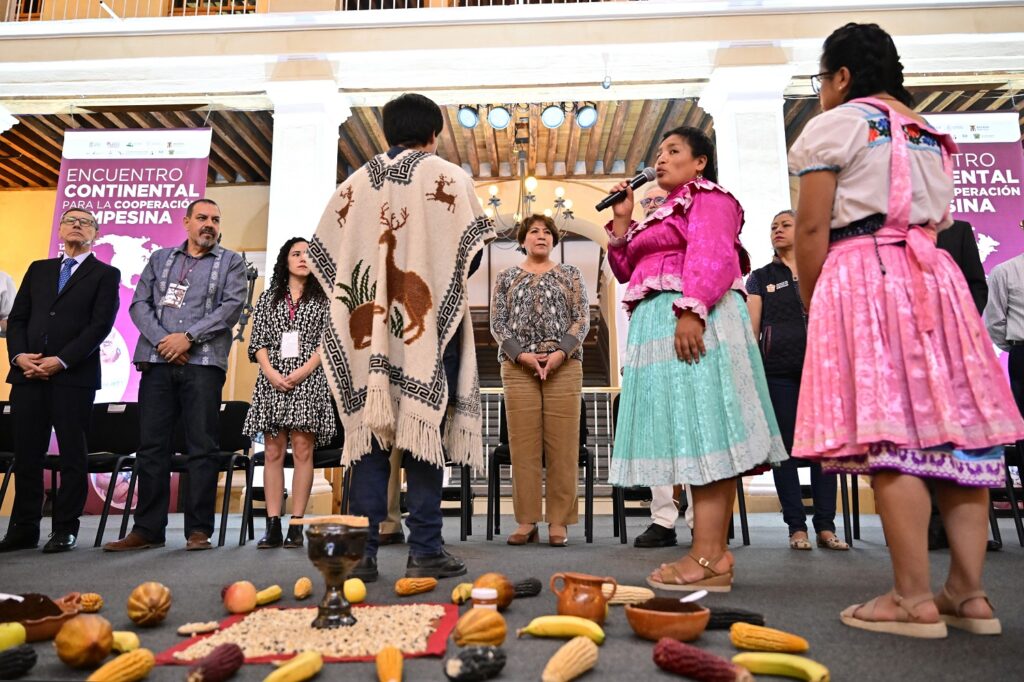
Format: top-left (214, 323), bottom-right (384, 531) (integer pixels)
top-left (0, 207), bottom-right (120, 553)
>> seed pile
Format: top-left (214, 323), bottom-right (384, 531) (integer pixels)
top-left (172, 605), bottom-right (446, 661)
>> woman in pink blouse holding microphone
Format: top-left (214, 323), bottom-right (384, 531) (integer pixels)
top-left (607, 127), bottom-right (786, 592)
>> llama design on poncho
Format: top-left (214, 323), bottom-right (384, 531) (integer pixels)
top-left (310, 150), bottom-right (495, 469)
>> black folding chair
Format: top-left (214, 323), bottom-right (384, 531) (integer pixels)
top-left (486, 397), bottom-right (594, 543)
top-left (161, 401), bottom-right (253, 547)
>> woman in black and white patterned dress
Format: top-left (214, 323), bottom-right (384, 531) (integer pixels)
top-left (244, 237), bottom-right (336, 549)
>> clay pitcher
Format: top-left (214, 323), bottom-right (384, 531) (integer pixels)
top-left (550, 572), bottom-right (618, 625)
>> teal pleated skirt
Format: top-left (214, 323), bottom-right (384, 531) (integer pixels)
top-left (610, 291), bottom-right (788, 487)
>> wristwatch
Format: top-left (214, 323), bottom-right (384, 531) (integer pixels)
top-left (184, 331), bottom-right (196, 344)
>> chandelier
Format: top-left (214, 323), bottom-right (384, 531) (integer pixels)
top-left (477, 116), bottom-right (575, 244)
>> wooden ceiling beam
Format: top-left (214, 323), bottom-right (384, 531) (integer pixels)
top-left (344, 114), bottom-right (379, 162)
top-left (208, 112), bottom-right (268, 181)
top-left (527, 105), bottom-right (540, 176)
top-left (644, 99), bottom-right (686, 168)
top-left (564, 114), bottom-right (581, 177)
top-left (913, 91), bottom-right (944, 112)
top-left (6, 121), bottom-right (63, 166)
top-left (932, 91), bottom-right (965, 112)
top-left (602, 100), bottom-right (629, 175)
top-left (0, 141), bottom-right (52, 186)
top-left (0, 129), bottom-right (61, 176)
top-left (359, 108), bottom-right (389, 152)
top-left (544, 122), bottom-right (559, 176)
top-left (984, 88), bottom-right (1017, 111)
top-left (162, 111), bottom-right (236, 184)
top-left (460, 122), bottom-right (480, 178)
top-left (336, 130), bottom-right (363, 176)
top-left (483, 125), bottom-right (500, 178)
top-left (958, 90), bottom-right (987, 111)
top-left (440, 106), bottom-right (462, 169)
top-left (583, 101), bottom-right (610, 176)
top-left (221, 111), bottom-right (272, 170)
top-left (250, 111), bottom-right (275, 148)
top-left (0, 166), bottom-right (32, 188)
top-left (624, 100), bottom-right (660, 174)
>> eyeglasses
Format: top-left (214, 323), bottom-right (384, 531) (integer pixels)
top-left (639, 196), bottom-right (666, 209)
top-left (810, 71), bottom-right (834, 95)
top-left (61, 216), bottom-right (96, 228)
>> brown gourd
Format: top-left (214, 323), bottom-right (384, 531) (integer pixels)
top-left (453, 608), bottom-right (507, 647)
top-left (729, 623), bottom-right (809, 653)
top-left (472, 573), bottom-right (514, 611)
top-left (394, 577), bottom-right (438, 596)
top-left (375, 645), bottom-right (403, 682)
top-left (85, 648), bottom-right (155, 682)
top-left (126, 582), bottom-right (171, 627)
top-left (653, 638), bottom-right (752, 682)
top-left (541, 636), bottom-right (599, 682)
top-left (54, 614), bottom-right (114, 669)
top-left (186, 643), bottom-right (244, 682)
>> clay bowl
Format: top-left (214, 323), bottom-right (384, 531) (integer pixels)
top-left (21, 593), bottom-right (81, 642)
top-left (624, 597), bottom-right (710, 642)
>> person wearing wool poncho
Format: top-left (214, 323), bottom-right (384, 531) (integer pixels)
top-left (309, 94), bottom-right (495, 582)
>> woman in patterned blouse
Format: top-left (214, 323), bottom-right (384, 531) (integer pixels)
top-left (490, 214), bottom-right (589, 547)
top-left (243, 238), bottom-right (336, 549)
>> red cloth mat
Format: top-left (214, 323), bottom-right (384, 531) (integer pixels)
top-left (155, 603), bottom-right (459, 665)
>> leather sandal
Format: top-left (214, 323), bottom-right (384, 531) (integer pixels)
top-left (646, 553), bottom-right (733, 593)
top-left (935, 587), bottom-right (1001, 635)
top-left (506, 525), bottom-right (539, 546)
top-left (840, 591), bottom-right (947, 639)
top-left (789, 532), bottom-right (812, 550)
top-left (817, 533), bottom-right (850, 551)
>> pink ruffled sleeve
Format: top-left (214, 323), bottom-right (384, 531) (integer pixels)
top-left (674, 189), bottom-right (743, 321)
top-left (604, 219), bottom-right (637, 284)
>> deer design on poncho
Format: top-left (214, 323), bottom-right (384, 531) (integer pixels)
top-left (425, 174), bottom-right (458, 213)
top-left (379, 203), bottom-right (433, 345)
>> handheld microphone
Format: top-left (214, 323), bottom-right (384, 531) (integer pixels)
top-left (595, 167), bottom-right (656, 211)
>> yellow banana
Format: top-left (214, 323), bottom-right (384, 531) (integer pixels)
top-left (451, 582), bottom-right (474, 605)
top-left (516, 616), bottom-right (605, 645)
top-left (111, 631), bottom-right (140, 653)
top-left (256, 585), bottom-right (283, 606)
top-left (732, 653), bottom-right (830, 682)
top-left (0, 622), bottom-right (26, 651)
top-left (264, 651), bottom-right (323, 682)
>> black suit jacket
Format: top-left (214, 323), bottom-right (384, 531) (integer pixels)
top-left (936, 219), bottom-right (988, 315)
top-left (6, 254), bottom-right (121, 389)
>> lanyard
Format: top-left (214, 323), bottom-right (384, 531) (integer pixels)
top-left (178, 254), bottom-right (201, 285)
top-left (286, 290), bottom-right (300, 323)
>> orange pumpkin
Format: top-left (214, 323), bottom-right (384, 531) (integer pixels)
top-left (126, 582), bottom-right (171, 627)
top-left (54, 614), bottom-right (113, 668)
top-left (473, 573), bottom-right (515, 611)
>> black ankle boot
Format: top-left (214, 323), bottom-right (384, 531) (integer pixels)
top-left (283, 517), bottom-right (304, 548)
top-left (258, 516), bottom-right (283, 549)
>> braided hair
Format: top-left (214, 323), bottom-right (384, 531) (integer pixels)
top-left (269, 237), bottom-right (327, 306)
top-left (821, 23), bottom-right (914, 107)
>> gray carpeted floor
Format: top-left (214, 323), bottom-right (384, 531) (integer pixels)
top-left (1, 512), bottom-right (1020, 681)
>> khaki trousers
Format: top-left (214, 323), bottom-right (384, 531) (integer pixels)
top-left (500, 359), bottom-right (583, 526)
top-left (379, 446), bottom-right (403, 535)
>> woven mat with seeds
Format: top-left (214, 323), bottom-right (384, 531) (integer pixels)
top-left (155, 603), bottom-right (458, 664)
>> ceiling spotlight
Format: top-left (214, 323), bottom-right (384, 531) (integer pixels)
top-left (487, 105), bottom-right (512, 130)
top-left (457, 106), bottom-right (479, 129)
top-left (575, 104), bottom-right (599, 129)
top-left (541, 104), bottom-right (566, 129)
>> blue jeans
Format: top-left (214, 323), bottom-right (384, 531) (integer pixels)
top-left (132, 363), bottom-right (225, 542)
top-left (348, 326), bottom-right (462, 558)
top-left (767, 376), bottom-right (837, 535)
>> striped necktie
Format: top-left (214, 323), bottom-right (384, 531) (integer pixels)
top-left (57, 257), bottom-right (76, 293)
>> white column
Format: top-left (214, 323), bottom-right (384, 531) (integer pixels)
top-left (698, 65), bottom-right (795, 273)
top-left (0, 105), bottom-right (17, 133)
top-left (264, 80), bottom-right (352, 263)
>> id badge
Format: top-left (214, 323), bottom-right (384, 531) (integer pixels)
top-left (161, 283), bottom-right (189, 308)
top-left (281, 330), bottom-right (300, 359)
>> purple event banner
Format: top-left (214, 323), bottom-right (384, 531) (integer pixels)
top-left (49, 128), bottom-right (212, 403)
top-left (926, 112), bottom-right (1024, 275)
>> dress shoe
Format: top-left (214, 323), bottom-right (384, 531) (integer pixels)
top-left (634, 523), bottom-right (678, 548)
top-left (987, 539), bottom-right (1002, 552)
top-left (405, 548), bottom-right (467, 579)
top-left (507, 525), bottom-right (539, 546)
top-left (186, 531), bottom-right (212, 551)
top-left (0, 529), bottom-right (39, 553)
top-left (378, 530), bottom-right (406, 546)
top-left (103, 531), bottom-right (164, 552)
top-left (351, 556), bottom-right (379, 583)
top-left (548, 524), bottom-right (568, 547)
top-left (258, 517), bottom-right (283, 549)
top-left (42, 532), bottom-right (77, 553)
